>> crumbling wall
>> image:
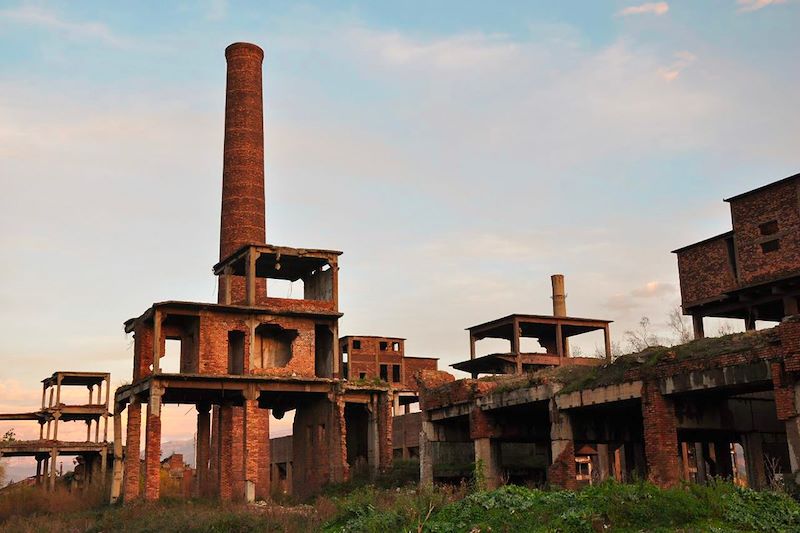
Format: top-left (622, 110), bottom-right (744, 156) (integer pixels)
top-left (292, 396), bottom-right (347, 498)
top-left (676, 236), bottom-right (737, 307)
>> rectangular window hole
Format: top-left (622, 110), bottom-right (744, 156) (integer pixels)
top-left (759, 220), bottom-right (779, 236)
top-left (761, 239), bottom-right (780, 253)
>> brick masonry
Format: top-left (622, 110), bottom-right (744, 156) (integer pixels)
top-left (640, 381), bottom-right (680, 488)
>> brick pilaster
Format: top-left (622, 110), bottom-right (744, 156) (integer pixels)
top-left (641, 381), bottom-right (680, 488)
top-left (123, 401), bottom-right (141, 502)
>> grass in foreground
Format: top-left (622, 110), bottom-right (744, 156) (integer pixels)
top-left (2, 480), bottom-right (800, 532)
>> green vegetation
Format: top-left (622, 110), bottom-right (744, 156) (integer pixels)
top-left (322, 481), bottom-right (800, 533)
top-left (482, 329), bottom-right (777, 396)
top-left (3, 480), bottom-right (800, 532)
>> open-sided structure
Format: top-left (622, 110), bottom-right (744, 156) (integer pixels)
top-left (0, 371), bottom-right (110, 490)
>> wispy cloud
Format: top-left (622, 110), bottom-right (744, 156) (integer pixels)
top-left (737, 0), bottom-right (787, 12)
top-left (205, 0), bottom-right (227, 21)
top-left (618, 2), bottom-right (670, 16)
top-left (0, 4), bottom-right (127, 47)
top-left (658, 50), bottom-right (697, 81)
top-left (346, 28), bottom-right (518, 70)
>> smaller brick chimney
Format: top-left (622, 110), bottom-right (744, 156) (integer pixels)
top-left (551, 274), bottom-right (567, 317)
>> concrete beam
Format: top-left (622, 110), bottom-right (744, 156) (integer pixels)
top-left (556, 381), bottom-right (642, 410)
top-left (659, 361), bottom-right (772, 395)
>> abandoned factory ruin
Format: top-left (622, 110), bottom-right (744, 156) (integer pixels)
top-left (3, 41), bottom-right (800, 501)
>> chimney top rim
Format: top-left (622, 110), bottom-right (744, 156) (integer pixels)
top-left (225, 42), bottom-right (264, 60)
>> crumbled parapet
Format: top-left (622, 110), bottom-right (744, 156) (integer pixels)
top-left (417, 371), bottom-right (503, 410)
top-left (415, 370), bottom-right (455, 390)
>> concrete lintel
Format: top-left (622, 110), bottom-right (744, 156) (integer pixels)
top-left (429, 402), bottom-right (472, 421)
top-left (659, 360), bottom-right (772, 395)
top-left (477, 383), bottom-right (553, 410)
top-left (556, 381), bottom-right (643, 410)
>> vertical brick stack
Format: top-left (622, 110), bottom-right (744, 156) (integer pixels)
top-left (219, 42), bottom-right (266, 264)
top-left (641, 381), bottom-right (680, 488)
top-left (123, 401), bottom-right (141, 501)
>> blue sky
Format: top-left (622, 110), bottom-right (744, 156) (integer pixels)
top-left (1, 0), bottom-right (799, 458)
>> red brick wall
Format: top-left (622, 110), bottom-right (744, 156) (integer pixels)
top-left (403, 358), bottom-right (438, 390)
top-left (547, 440), bottom-right (576, 490)
top-left (133, 323), bottom-right (153, 381)
top-left (641, 381), bottom-right (680, 488)
top-left (677, 236), bottom-right (737, 306)
top-left (730, 179), bottom-right (800, 285)
top-left (292, 396), bottom-right (347, 498)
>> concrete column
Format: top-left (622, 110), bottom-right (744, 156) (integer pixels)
top-left (367, 398), bottom-right (380, 476)
top-left (123, 400), bottom-right (142, 502)
top-left (785, 416), bottom-right (800, 479)
top-left (743, 433), bottom-right (766, 489)
top-left (692, 314), bottom-right (705, 340)
top-left (110, 406), bottom-right (124, 503)
top-left (474, 438), bottom-right (501, 490)
top-left (419, 419), bottom-right (435, 486)
top-left (784, 296), bottom-right (799, 317)
top-left (596, 443), bottom-right (610, 481)
top-left (49, 447), bottom-right (58, 490)
top-left (641, 382), bottom-right (680, 488)
top-left (196, 403), bottom-right (211, 498)
top-left (548, 398), bottom-right (576, 489)
top-left (144, 390), bottom-right (162, 501)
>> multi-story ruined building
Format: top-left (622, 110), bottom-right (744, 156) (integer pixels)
top-left (418, 174), bottom-right (800, 491)
top-left (674, 172), bottom-right (800, 338)
top-left (110, 42), bottom-right (395, 503)
top-left (340, 335), bottom-right (437, 412)
top-left (0, 371), bottom-right (111, 490)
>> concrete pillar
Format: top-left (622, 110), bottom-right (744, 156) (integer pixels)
top-left (548, 398), bottom-right (576, 489)
top-left (474, 438), bottom-right (501, 490)
top-left (641, 382), bottom-right (680, 488)
top-left (596, 443), bottom-right (610, 481)
top-left (110, 406), bottom-right (124, 503)
top-left (196, 403), bottom-right (211, 498)
top-left (784, 296), bottom-right (799, 317)
top-left (743, 433), bottom-right (766, 489)
top-left (123, 400), bottom-right (142, 502)
top-left (785, 416), bottom-right (800, 480)
top-left (692, 314), bottom-right (705, 340)
top-left (367, 398), bottom-right (380, 476)
top-left (49, 447), bottom-right (58, 490)
top-left (144, 390), bottom-right (162, 501)
top-left (419, 419), bottom-right (435, 486)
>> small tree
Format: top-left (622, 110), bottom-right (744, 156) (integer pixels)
top-left (625, 317), bottom-right (660, 352)
top-left (668, 307), bottom-right (693, 345)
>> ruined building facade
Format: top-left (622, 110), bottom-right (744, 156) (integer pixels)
top-left (418, 174), bottom-right (800, 491)
top-left (111, 43), bottom-right (398, 503)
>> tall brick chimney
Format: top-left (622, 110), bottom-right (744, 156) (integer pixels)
top-left (220, 42), bottom-right (266, 261)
